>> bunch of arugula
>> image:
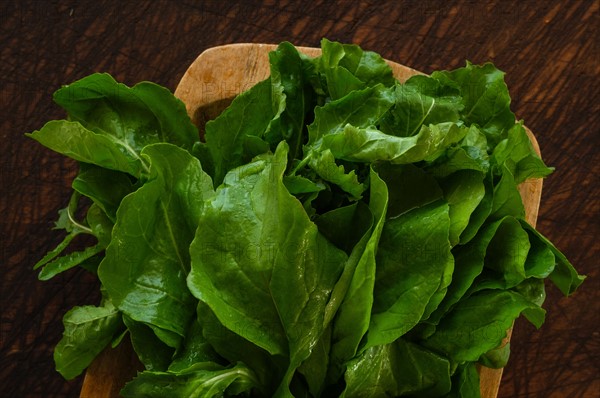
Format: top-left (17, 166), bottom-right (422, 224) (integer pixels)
top-left (29, 39), bottom-right (584, 397)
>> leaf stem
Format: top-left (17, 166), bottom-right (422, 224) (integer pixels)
top-left (288, 151), bottom-right (313, 176)
top-left (68, 206), bottom-right (93, 234)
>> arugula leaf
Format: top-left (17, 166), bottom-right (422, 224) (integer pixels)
top-left (53, 73), bottom-right (198, 151)
top-left (38, 241), bottom-right (104, 281)
top-left (425, 126), bottom-right (490, 179)
top-left (482, 216), bottom-right (531, 288)
top-left (297, 325), bottom-right (332, 397)
top-left (307, 84), bottom-right (394, 145)
top-left (72, 163), bottom-right (136, 221)
top-left (307, 149), bottom-right (367, 200)
top-left (479, 342), bottom-right (511, 369)
top-left (439, 170), bottom-right (486, 246)
top-left (343, 339), bottom-right (452, 397)
top-left (368, 200), bottom-right (453, 347)
top-left (431, 62), bottom-right (515, 148)
top-left (27, 120), bottom-right (149, 177)
top-left (204, 78), bottom-right (273, 185)
top-left (445, 363), bottom-right (481, 398)
top-left (490, 165), bottom-right (525, 220)
top-left (319, 38), bottom-right (395, 99)
top-left (99, 143), bottom-right (214, 344)
top-left (266, 42), bottom-right (316, 161)
top-left (523, 229), bottom-right (556, 279)
top-left (426, 217), bottom-right (519, 327)
top-left (121, 362), bottom-right (258, 398)
top-left (423, 290), bottom-right (545, 363)
top-left (492, 123), bottom-right (553, 183)
top-left (168, 317), bottom-right (221, 373)
top-left (30, 74), bottom-right (200, 180)
top-left (520, 220), bottom-right (586, 295)
top-left (32, 190), bottom-right (86, 272)
top-left (316, 122), bottom-right (467, 164)
top-left (378, 162), bottom-right (443, 218)
top-left (328, 167), bottom-right (387, 376)
top-left (54, 299), bottom-right (124, 380)
top-left (187, 143), bottom-right (347, 394)
top-left (197, 302), bottom-right (281, 395)
top-left (513, 278), bottom-right (546, 308)
top-left (34, 193), bottom-right (111, 281)
top-left (379, 76), bottom-right (463, 137)
top-left (283, 175), bottom-right (326, 195)
top-left (314, 201), bottom-right (372, 254)
top-left (205, 43), bottom-right (316, 185)
top-left (123, 315), bottom-right (174, 371)
top-left (458, 172), bottom-right (494, 244)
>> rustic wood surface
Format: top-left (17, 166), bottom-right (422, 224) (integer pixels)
top-left (1, 1), bottom-right (598, 397)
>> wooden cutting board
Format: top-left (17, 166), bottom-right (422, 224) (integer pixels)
top-left (80, 43), bottom-right (543, 398)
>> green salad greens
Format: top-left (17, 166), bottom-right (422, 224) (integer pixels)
top-left (29, 39), bottom-right (584, 397)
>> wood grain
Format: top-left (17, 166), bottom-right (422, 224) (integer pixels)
top-left (2, 1), bottom-right (598, 397)
top-left (79, 340), bottom-right (141, 398)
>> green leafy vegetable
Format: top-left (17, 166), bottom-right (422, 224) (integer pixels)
top-left (343, 339), bottom-right (451, 397)
top-left (431, 62), bottom-right (515, 148)
top-left (53, 73), bottom-right (198, 152)
top-left (422, 290), bottom-right (545, 363)
top-left (318, 38), bottom-right (395, 100)
top-left (98, 143), bottom-right (214, 345)
top-left (27, 120), bottom-right (149, 177)
top-left (203, 78), bottom-right (273, 185)
top-left (187, 142), bottom-right (347, 394)
top-left (54, 298), bottom-right (123, 380)
top-left (29, 39), bottom-right (584, 397)
top-left (121, 362), bottom-right (258, 398)
top-left (328, 167), bottom-right (387, 379)
top-left (379, 75), bottom-right (463, 137)
top-left (72, 163), bottom-right (136, 221)
top-left (368, 200), bottom-right (453, 348)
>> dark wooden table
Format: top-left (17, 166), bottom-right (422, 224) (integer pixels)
top-left (1, 1), bottom-right (598, 397)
